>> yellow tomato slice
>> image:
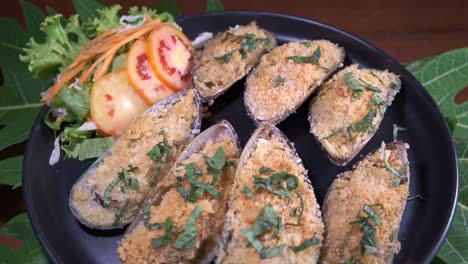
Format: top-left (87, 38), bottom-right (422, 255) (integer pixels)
top-left (127, 38), bottom-right (176, 104)
top-left (147, 23), bottom-right (194, 91)
top-left (90, 69), bottom-right (149, 137)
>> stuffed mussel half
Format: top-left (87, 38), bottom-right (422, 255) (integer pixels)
top-left (321, 141), bottom-right (410, 263)
top-left (218, 122), bottom-right (324, 264)
top-left (309, 64), bottom-right (401, 166)
top-left (193, 21), bottom-right (277, 101)
top-left (244, 40), bottom-right (345, 126)
top-left (69, 89), bottom-right (202, 229)
top-left (118, 120), bottom-right (241, 263)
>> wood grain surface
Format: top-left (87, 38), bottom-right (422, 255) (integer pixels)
top-left (0, 0), bottom-right (466, 250)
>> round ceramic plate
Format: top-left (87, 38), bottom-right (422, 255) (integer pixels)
top-left (23, 11), bottom-right (458, 263)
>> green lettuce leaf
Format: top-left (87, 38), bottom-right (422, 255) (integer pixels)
top-left (60, 125), bottom-right (114, 160)
top-left (20, 14), bottom-right (89, 79)
top-left (50, 83), bottom-right (92, 122)
top-left (0, 213), bottom-right (47, 264)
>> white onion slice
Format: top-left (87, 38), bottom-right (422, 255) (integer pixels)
top-left (77, 121), bottom-right (98, 131)
top-left (49, 137), bottom-right (61, 166)
top-left (191, 32), bottom-right (213, 49)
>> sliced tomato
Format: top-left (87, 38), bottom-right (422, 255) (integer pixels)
top-left (147, 23), bottom-right (194, 91)
top-left (127, 38), bottom-right (176, 104)
top-left (90, 69), bottom-right (149, 137)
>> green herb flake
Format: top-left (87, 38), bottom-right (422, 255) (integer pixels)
top-left (204, 147), bottom-right (226, 172)
top-left (259, 166), bottom-right (275, 174)
top-left (287, 46), bottom-right (321, 65)
top-left (342, 204), bottom-right (384, 256)
top-left (214, 49), bottom-right (237, 63)
top-left (174, 206), bottom-right (202, 250)
top-left (325, 108), bottom-right (377, 141)
top-left (103, 164), bottom-right (139, 207)
top-left (151, 217), bottom-right (176, 249)
top-left (344, 72), bottom-right (365, 97)
top-left (370, 72), bottom-right (384, 85)
top-left (289, 236), bottom-right (320, 252)
top-left (301, 41), bottom-right (312, 48)
top-left (389, 82), bottom-right (398, 89)
top-left (241, 184), bottom-right (256, 200)
top-left (240, 204), bottom-right (286, 259)
top-left (285, 191), bottom-right (304, 226)
top-left (112, 199), bottom-right (129, 227)
top-left (253, 171), bottom-right (299, 199)
top-left (375, 152), bottom-right (409, 186)
top-left (344, 257), bottom-right (362, 264)
top-left (147, 137), bottom-right (171, 187)
top-left (392, 124), bottom-right (407, 141)
top-left (273, 76), bottom-right (286, 88)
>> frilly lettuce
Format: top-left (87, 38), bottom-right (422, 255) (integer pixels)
top-left (19, 14), bottom-right (89, 79)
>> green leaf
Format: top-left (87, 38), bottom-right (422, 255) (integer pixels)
top-left (174, 206), bottom-right (202, 249)
top-left (0, 2), bottom-right (50, 151)
top-left (0, 213), bottom-right (47, 264)
top-left (407, 49), bottom-right (468, 263)
top-left (206, 0), bottom-right (224, 12)
top-left (407, 48), bottom-right (468, 142)
top-left (289, 236), bottom-right (320, 252)
top-left (72, 0), bottom-right (106, 21)
top-left (154, 0), bottom-right (181, 17)
top-left (0, 156), bottom-right (23, 188)
top-left (45, 6), bottom-right (59, 16)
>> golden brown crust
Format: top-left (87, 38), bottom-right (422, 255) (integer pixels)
top-left (193, 22), bottom-right (277, 100)
top-left (218, 123), bottom-right (324, 264)
top-left (321, 141), bottom-right (410, 263)
top-left (309, 65), bottom-right (401, 166)
top-left (244, 40), bottom-right (345, 125)
top-left (70, 90), bottom-right (199, 228)
top-left (118, 132), bottom-right (240, 264)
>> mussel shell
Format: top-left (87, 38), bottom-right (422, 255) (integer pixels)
top-left (120, 120), bottom-right (240, 263)
top-left (244, 41), bottom-right (345, 126)
top-left (193, 23), bottom-right (277, 102)
top-left (69, 89), bottom-right (202, 229)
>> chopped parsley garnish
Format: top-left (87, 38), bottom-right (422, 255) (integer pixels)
top-left (240, 204), bottom-right (286, 259)
top-left (301, 41), bottom-right (312, 48)
top-left (289, 236), bottom-right (320, 252)
top-left (253, 171), bottom-right (299, 199)
top-left (389, 82), bottom-right (398, 89)
top-left (325, 108), bottom-right (377, 141)
top-left (273, 76), bottom-right (286, 88)
top-left (241, 184), bottom-right (256, 200)
top-left (174, 206), bottom-right (202, 250)
top-left (392, 124), bottom-right (407, 141)
top-left (285, 191), bottom-right (304, 226)
top-left (374, 151), bottom-right (409, 186)
top-left (343, 204), bottom-right (384, 256)
top-left (176, 147), bottom-right (235, 202)
top-left (370, 72), bottom-right (384, 85)
top-left (103, 164), bottom-right (139, 207)
top-left (215, 33), bottom-right (271, 63)
top-left (151, 217), bottom-right (177, 249)
top-left (112, 199), bottom-right (129, 227)
top-left (147, 136), bottom-right (171, 187)
top-left (344, 72), bottom-right (365, 98)
top-left (344, 257), bottom-right (362, 264)
top-left (287, 46), bottom-right (327, 71)
top-left (143, 205), bottom-right (164, 230)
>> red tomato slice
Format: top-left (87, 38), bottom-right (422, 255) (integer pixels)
top-left (147, 23), bottom-right (194, 91)
top-left (127, 38), bottom-right (176, 104)
top-left (90, 69), bottom-right (149, 137)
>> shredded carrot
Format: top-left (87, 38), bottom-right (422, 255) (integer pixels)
top-left (41, 16), bottom-right (161, 102)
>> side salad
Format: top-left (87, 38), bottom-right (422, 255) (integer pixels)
top-left (20, 5), bottom-right (196, 164)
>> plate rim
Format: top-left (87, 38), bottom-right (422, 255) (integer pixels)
top-left (22, 10), bottom-right (459, 263)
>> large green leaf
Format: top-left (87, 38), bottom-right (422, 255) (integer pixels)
top-left (0, 213), bottom-right (47, 264)
top-left (206, 0), bottom-right (224, 12)
top-left (0, 1), bottom-right (49, 151)
top-left (409, 48), bottom-right (468, 142)
top-left (0, 156), bottom-right (23, 188)
top-left (72, 0), bottom-right (106, 21)
top-left (408, 49), bottom-right (468, 264)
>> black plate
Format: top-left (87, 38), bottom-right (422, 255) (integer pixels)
top-left (23, 11), bottom-right (458, 264)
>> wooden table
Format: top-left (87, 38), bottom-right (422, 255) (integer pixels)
top-left (1, 0), bottom-right (467, 250)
